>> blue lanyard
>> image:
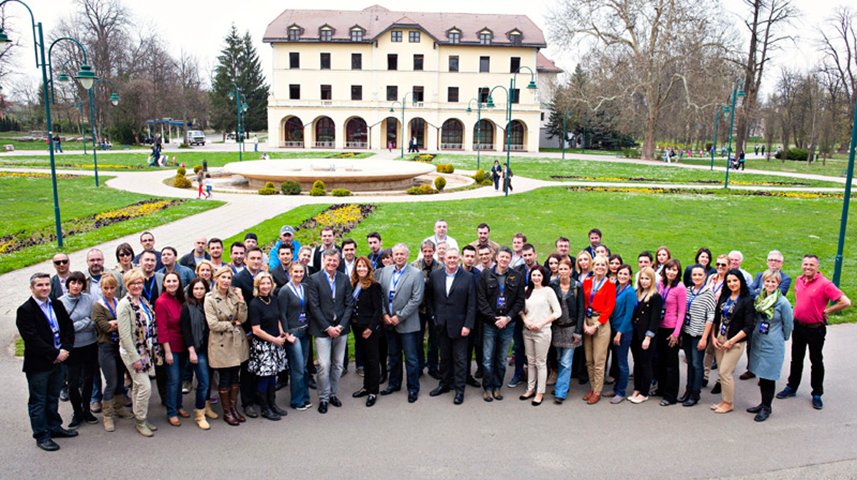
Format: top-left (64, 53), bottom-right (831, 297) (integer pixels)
top-left (617, 284), bottom-right (631, 297)
top-left (370, 254), bottom-right (379, 269)
top-left (104, 297), bottom-right (117, 318)
top-left (723, 296), bottom-right (738, 317)
top-left (42, 301), bottom-right (61, 347)
top-left (143, 277), bottom-right (155, 301)
top-left (392, 268), bottom-right (405, 291)
top-left (326, 272), bottom-right (337, 298)
top-left (231, 264), bottom-right (239, 275)
top-left (525, 266), bottom-right (530, 286)
top-left (352, 284), bottom-right (363, 300)
top-left (660, 285), bottom-right (672, 303)
top-left (288, 283), bottom-right (305, 311)
top-left (712, 280), bottom-right (723, 294)
top-left (687, 286), bottom-right (702, 308)
top-left (580, 272), bottom-right (591, 283)
top-left (140, 302), bottom-right (152, 323)
top-left (589, 277), bottom-right (606, 305)
top-left (493, 267), bottom-right (505, 295)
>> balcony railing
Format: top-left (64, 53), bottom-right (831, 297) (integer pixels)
top-left (440, 143), bottom-right (463, 150)
top-left (282, 141), bottom-right (304, 148)
top-left (345, 141), bottom-right (367, 149)
top-left (508, 144), bottom-right (525, 151)
top-left (314, 141), bottom-right (335, 148)
top-left (473, 143), bottom-right (494, 151)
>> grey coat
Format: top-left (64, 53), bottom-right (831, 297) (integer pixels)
top-left (748, 295), bottom-right (794, 380)
top-left (59, 293), bottom-right (97, 348)
top-left (377, 264), bottom-right (424, 334)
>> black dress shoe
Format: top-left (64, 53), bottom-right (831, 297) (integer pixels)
top-left (381, 386), bottom-right (400, 396)
top-left (532, 398), bottom-right (542, 406)
top-left (466, 376), bottom-right (481, 388)
top-left (352, 388), bottom-right (370, 398)
top-left (702, 378), bottom-right (709, 387)
top-left (379, 373), bottom-right (388, 384)
top-left (711, 382), bottom-right (722, 394)
top-left (366, 395), bottom-right (377, 407)
top-left (318, 402), bottom-right (328, 414)
top-left (37, 439), bottom-right (60, 451)
top-left (59, 386), bottom-right (69, 402)
top-left (244, 404), bottom-right (258, 418)
top-left (428, 370), bottom-right (442, 380)
top-left (407, 392), bottom-right (418, 403)
top-left (746, 404), bottom-right (764, 413)
top-left (50, 428), bottom-right (78, 438)
top-left (677, 390), bottom-right (691, 403)
top-left (430, 386), bottom-right (450, 397)
top-left (474, 369), bottom-right (484, 379)
top-left (329, 396), bottom-right (342, 407)
top-left (454, 393), bottom-right (464, 405)
top-left (754, 406), bottom-right (771, 422)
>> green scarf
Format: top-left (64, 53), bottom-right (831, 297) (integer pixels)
top-left (754, 289), bottom-right (779, 320)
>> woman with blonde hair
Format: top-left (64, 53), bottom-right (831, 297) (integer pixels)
top-left (194, 260), bottom-right (214, 284)
top-left (349, 256), bottom-right (384, 406)
top-left (628, 267), bottom-right (662, 404)
top-left (581, 255), bottom-right (616, 405)
top-left (574, 250), bottom-right (593, 283)
top-left (248, 272), bottom-right (289, 421)
top-left (204, 266), bottom-right (248, 426)
top-left (92, 272), bottom-right (134, 431)
top-left (116, 269), bottom-right (163, 436)
top-left (703, 254), bottom-right (730, 391)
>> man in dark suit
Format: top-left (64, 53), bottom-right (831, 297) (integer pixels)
top-left (271, 243), bottom-right (294, 296)
top-left (426, 249), bottom-right (476, 404)
top-left (307, 249), bottom-right (353, 414)
top-left (309, 226), bottom-right (342, 272)
top-left (231, 247), bottom-right (265, 417)
top-left (179, 236), bottom-right (210, 269)
top-left (17, 273), bottom-right (78, 451)
top-left (49, 253), bottom-right (71, 302)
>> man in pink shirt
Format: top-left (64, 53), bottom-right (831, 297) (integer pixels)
top-left (777, 255), bottom-right (850, 410)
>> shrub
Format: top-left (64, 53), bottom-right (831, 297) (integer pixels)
top-left (434, 176), bottom-right (446, 191)
top-left (774, 148), bottom-right (810, 161)
top-left (281, 180), bottom-right (301, 195)
top-left (193, 164), bottom-right (203, 173)
top-left (313, 180), bottom-right (325, 190)
top-left (474, 169), bottom-right (485, 183)
top-left (436, 164), bottom-right (445, 173)
top-left (623, 148), bottom-right (641, 159)
top-left (265, 181), bottom-right (275, 189)
top-left (445, 164), bottom-right (455, 174)
top-left (309, 186), bottom-right (327, 196)
top-left (407, 184), bottom-right (438, 195)
top-left (258, 187), bottom-right (277, 195)
top-left (173, 175), bottom-right (192, 189)
top-left (481, 178), bottom-right (493, 186)
top-left (332, 188), bottom-right (352, 197)
top-left (176, 166), bottom-right (187, 176)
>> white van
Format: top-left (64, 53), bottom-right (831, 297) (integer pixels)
top-left (187, 130), bottom-right (206, 146)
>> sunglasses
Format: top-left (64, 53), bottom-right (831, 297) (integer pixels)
top-left (118, 252), bottom-right (132, 258)
top-left (53, 259), bottom-right (69, 265)
top-left (715, 263), bottom-right (728, 267)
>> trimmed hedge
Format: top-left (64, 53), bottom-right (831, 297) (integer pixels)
top-left (331, 189), bottom-right (352, 197)
top-left (407, 184), bottom-right (438, 195)
top-left (193, 164), bottom-right (204, 173)
top-left (774, 148), bottom-right (810, 161)
top-left (177, 166), bottom-right (187, 176)
top-left (174, 176), bottom-right (192, 189)
top-left (281, 180), bottom-right (301, 195)
top-left (434, 176), bottom-right (446, 191)
top-left (474, 169), bottom-right (485, 183)
top-left (258, 187), bottom-right (277, 195)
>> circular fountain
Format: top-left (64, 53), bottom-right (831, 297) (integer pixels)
top-left (223, 159), bottom-right (435, 192)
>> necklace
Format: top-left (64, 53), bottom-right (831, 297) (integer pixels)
top-left (259, 296), bottom-right (271, 305)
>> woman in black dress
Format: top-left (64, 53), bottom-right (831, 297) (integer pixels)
top-left (349, 256), bottom-right (384, 407)
top-left (248, 273), bottom-right (290, 420)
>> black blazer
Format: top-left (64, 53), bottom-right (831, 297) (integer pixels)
top-left (231, 269), bottom-right (257, 332)
top-left (179, 250), bottom-right (210, 269)
top-left (426, 268), bottom-right (476, 338)
top-left (476, 267), bottom-right (525, 325)
top-left (351, 282), bottom-right (383, 331)
top-left (307, 270), bottom-right (353, 337)
top-left (549, 278), bottom-right (584, 330)
top-left (712, 294), bottom-right (754, 342)
top-left (16, 297), bottom-right (75, 374)
top-left (49, 275), bottom-right (66, 302)
top-left (271, 264), bottom-right (291, 296)
top-left (632, 293), bottom-right (663, 342)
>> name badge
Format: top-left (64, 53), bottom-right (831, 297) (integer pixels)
top-left (683, 314), bottom-right (691, 326)
top-left (389, 290), bottom-right (396, 302)
top-left (497, 295), bottom-right (507, 310)
top-left (758, 320), bottom-right (769, 335)
top-left (298, 312), bottom-right (308, 329)
top-left (720, 323), bottom-right (727, 336)
top-left (660, 308), bottom-right (666, 321)
top-left (586, 306), bottom-right (594, 317)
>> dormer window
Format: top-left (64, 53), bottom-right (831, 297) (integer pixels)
top-left (478, 30), bottom-right (492, 45)
top-left (351, 27), bottom-right (364, 42)
top-left (319, 26), bottom-right (333, 41)
top-left (510, 32), bottom-right (522, 45)
top-left (447, 28), bottom-right (461, 44)
top-left (288, 26), bottom-right (302, 41)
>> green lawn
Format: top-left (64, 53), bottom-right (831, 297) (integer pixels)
top-left (431, 154), bottom-right (843, 188)
top-left (681, 156), bottom-right (854, 179)
top-left (231, 186), bottom-right (857, 324)
top-left (538, 148), bottom-right (621, 156)
top-left (0, 138), bottom-right (147, 151)
top-left (0, 150), bottom-right (375, 170)
top-left (0, 175), bottom-right (223, 273)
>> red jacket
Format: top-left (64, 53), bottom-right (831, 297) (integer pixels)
top-left (583, 276), bottom-right (616, 324)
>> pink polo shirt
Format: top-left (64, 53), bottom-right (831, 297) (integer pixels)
top-left (793, 273), bottom-right (843, 325)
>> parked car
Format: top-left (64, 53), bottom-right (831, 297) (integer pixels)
top-left (187, 130), bottom-right (206, 146)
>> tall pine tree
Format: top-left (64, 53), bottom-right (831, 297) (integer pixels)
top-left (210, 25), bottom-right (269, 136)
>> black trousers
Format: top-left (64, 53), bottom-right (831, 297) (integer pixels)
top-left (66, 343), bottom-right (98, 417)
top-left (155, 364), bottom-right (167, 404)
top-left (572, 344), bottom-right (588, 382)
top-left (656, 328), bottom-right (680, 402)
top-left (760, 378), bottom-right (776, 408)
top-left (306, 336), bottom-right (317, 375)
top-left (787, 323), bottom-right (826, 396)
top-left (353, 325), bottom-right (381, 395)
top-left (378, 327), bottom-right (388, 379)
top-left (631, 334), bottom-right (655, 394)
top-left (466, 319), bottom-right (484, 377)
top-left (240, 359), bottom-right (257, 407)
top-left (437, 326), bottom-right (468, 394)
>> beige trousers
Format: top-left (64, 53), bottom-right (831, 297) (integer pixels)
top-left (583, 317), bottom-right (611, 392)
top-left (523, 327), bottom-right (552, 394)
top-left (121, 352), bottom-right (152, 422)
top-left (713, 334), bottom-right (745, 404)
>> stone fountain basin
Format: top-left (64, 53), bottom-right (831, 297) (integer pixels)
top-left (223, 159), bottom-right (435, 191)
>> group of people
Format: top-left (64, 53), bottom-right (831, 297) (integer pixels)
top-left (17, 222), bottom-right (848, 451)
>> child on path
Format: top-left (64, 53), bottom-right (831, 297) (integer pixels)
top-left (204, 174), bottom-right (213, 199)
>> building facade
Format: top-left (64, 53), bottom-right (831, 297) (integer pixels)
top-left (263, 5), bottom-right (556, 153)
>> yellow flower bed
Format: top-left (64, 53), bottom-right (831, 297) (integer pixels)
top-left (95, 200), bottom-right (174, 222)
top-left (313, 204), bottom-right (365, 226)
top-left (0, 171), bottom-right (82, 179)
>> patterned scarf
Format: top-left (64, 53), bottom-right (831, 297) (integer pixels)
top-left (754, 289), bottom-right (780, 320)
top-left (126, 294), bottom-right (163, 372)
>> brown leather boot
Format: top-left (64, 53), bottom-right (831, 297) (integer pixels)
top-left (229, 384), bottom-right (246, 422)
top-left (219, 388), bottom-right (238, 426)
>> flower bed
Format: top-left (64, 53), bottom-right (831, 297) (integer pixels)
top-left (412, 153), bottom-right (436, 162)
top-left (550, 175), bottom-right (810, 186)
top-left (0, 199), bottom-right (185, 256)
top-left (566, 186), bottom-right (849, 199)
top-left (0, 171), bottom-right (84, 179)
top-left (326, 152), bottom-right (359, 159)
top-left (263, 204), bottom-right (378, 253)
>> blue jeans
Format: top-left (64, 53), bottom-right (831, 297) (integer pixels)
top-left (26, 364), bottom-right (65, 441)
top-left (188, 352), bottom-right (210, 409)
top-left (284, 329), bottom-right (311, 408)
top-left (98, 343), bottom-right (124, 402)
top-left (611, 331), bottom-right (632, 397)
top-left (682, 335), bottom-right (705, 392)
top-left (553, 346), bottom-right (575, 399)
top-left (387, 329), bottom-right (420, 394)
top-left (91, 375), bottom-right (103, 403)
top-left (482, 322), bottom-right (515, 391)
top-left (165, 351), bottom-right (187, 417)
top-left (512, 319), bottom-right (525, 379)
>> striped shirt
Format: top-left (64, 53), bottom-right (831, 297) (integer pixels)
top-left (683, 285), bottom-right (716, 337)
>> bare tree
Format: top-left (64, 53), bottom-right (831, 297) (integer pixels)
top-left (548, 0), bottom-right (733, 160)
top-left (818, 7), bottom-right (857, 146)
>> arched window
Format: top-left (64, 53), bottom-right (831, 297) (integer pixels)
top-left (315, 117), bottom-right (335, 147)
top-left (346, 118), bottom-right (368, 148)
top-left (441, 119), bottom-right (463, 150)
top-left (283, 117), bottom-right (303, 147)
top-left (473, 119), bottom-right (494, 150)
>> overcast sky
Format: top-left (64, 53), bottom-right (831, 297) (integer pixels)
top-left (1, 0), bottom-right (846, 98)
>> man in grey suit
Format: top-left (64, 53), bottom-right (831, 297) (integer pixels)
top-left (308, 249), bottom-right (353, 414)
top-left (378, 243), bottom-right (425, 403)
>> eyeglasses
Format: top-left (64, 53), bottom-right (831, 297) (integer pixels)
top-left (118, 252), bottom-right (132, 258)
top-left (53, 259), bottom-right (69, 265)
top-left (767, 259), bottom-right (783, 263)
top-left (715, 263), bottom-right (728, 267)
top-left (129, 281), bottom-right (144, 286)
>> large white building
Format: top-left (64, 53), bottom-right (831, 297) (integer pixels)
top-left (263, 5), bottom-right (560, 153)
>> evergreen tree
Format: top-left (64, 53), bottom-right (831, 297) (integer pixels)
top-left (210, 25), bottom-right (269, 136)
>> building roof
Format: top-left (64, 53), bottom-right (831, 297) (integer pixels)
top-left (537, 52), bottom-right (562, 73)
top-left (263, 5), bottom-right (547, 47)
